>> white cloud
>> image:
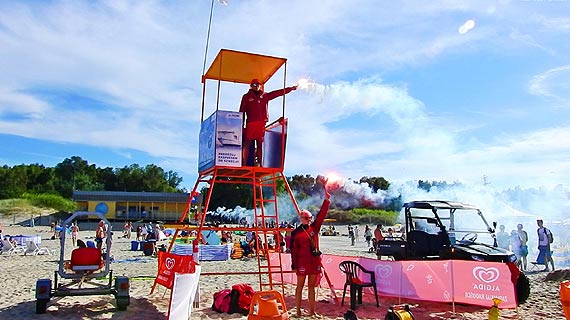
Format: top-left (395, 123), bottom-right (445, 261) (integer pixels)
top-left (0, 89), bottom-right (51, 117)
top-left (458, 19), bottom-right (476, 34)
top-left (529, 65), bottom-right (570, 106)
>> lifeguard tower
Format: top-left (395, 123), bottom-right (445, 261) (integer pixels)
top-left (156, 49), bottom-right (304, 295)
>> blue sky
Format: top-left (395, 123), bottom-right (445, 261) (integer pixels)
top-left (1, 0), bottom-right (569, 192)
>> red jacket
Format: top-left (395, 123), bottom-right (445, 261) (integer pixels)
top-left (239, 87), bottom-right (295, 124)
top-left (290, 197), bottom-right (330, 270)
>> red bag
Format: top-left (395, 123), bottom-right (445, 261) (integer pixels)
top-left (232, 283), bottom-right (255, 314)
top-left (212, 289), bottom-right (232, 313)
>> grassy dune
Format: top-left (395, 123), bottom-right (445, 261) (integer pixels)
top-left (0, 198), bottom-right (58, 223)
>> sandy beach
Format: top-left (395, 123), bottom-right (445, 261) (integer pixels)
top-left (0, 221), bottom-right (567, 320)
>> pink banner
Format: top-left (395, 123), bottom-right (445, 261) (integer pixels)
top-left (452, 260), bottom-right (516, 308)
top-left (269, 254), bottom-right (517, 308)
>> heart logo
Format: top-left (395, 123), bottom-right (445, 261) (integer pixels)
top-left (374, 264), bottom-right (393, 278)
top-left (165, 257), bottom-right (175, 270)
top-left (472, 266), bottom-right (500, 283)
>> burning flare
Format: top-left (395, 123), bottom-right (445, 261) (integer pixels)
top-left (317, 172), bottom-right (342, 192)
top-left (296, 78), bottom-right (315, 90)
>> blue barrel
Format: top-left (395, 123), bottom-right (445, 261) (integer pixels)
top-left (131, 241), bottom-right (139, 251)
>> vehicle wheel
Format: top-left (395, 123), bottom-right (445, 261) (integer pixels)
top-left (36, 299), bottom-right (48, 314)
top-left (515, 272), bottom-right (530, 304)
top-left (116, 296), bottom-right (129, 311)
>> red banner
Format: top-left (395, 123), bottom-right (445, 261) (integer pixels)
top-left (156, 252), bottom-right (196, 289)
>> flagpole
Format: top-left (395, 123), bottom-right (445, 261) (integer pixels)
top-left (202, 0), bottom-right (216, 76)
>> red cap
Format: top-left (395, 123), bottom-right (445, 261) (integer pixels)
top-left (250, 78), bottom-right (261, 85)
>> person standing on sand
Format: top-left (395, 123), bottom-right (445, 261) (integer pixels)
top-left (536, 219), bottom-right (554, 271)
top-left (364, 225), bottom-right (372, 247)
top-left (354, 226), bottom-right (359, 243)
top-left (517, 223), bottom-right (529, 270)
top-left (95, 220), bottom-right (107, 251)
top-left (70, 222), bottom-right (79, 247)
top-left (348, 225), bottom-right (355, 246)
top-left (290, 189), bottom-right (330, 318)
top-left (496, 224), bottom-right (510, 250)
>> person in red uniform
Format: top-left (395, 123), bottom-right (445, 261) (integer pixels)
top-left (239, 79), bottom-right (297, 166)
top-left (290, 189), bottom-right (330, 317)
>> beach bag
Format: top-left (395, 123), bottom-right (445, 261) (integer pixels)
top-left (385, 304), bottom-right (415, 320)
top-left (212, 289), bottom-right (232, 313)
top-left (547, 229), bottom-right (554, 243)
top-left (231, 283), bottom-right (255, 315)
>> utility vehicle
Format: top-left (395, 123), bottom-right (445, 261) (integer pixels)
top-left (376, 200), bottom-right (530, 303)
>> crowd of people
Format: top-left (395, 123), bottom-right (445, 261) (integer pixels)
top-left (494, 220), bottom-right (556, 271)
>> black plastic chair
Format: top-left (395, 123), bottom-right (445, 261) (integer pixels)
top-left (339, 261), bottom-right (380, 310)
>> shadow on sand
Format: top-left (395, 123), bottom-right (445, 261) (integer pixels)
top-left (0, 296), bottom-right (166, 320)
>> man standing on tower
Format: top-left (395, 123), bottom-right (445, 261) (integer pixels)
top-left (239, 79), bottom-right (297, 166)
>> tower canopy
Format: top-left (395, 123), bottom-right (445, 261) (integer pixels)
top-left (202, 49), bottom-right (287, 84)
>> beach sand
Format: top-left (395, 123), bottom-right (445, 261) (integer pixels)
top-left (0, 221), bottom-right (567, 320)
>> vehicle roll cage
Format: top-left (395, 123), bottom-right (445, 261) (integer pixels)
top-left (404, 200), bottom-right (497, 243)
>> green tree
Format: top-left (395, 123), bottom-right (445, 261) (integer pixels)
top-left (287, 174), bottom-right (316, 200)
top-left (0, 165), bottom-right (28, 198)
top-left (360, 176), bottom-right (390, 192)
top-left (97, 167), bottom-right (118, 191)
top-left (54, 156), bottom-right (99, 197)
top-left (3, 165), bottom-right (29, 198)
top-left (165, 170), bottom-right (184, 191)
top-left (26, 164), bottom-right (56, 194)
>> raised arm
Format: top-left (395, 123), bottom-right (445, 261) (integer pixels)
top-left (312, 190), bottom-right (330, 232)
top-left (265, 86), bottom-right (297, 101)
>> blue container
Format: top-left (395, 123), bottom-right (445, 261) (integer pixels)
top-left (130, 241), bottom-right (139, 251)
top-left (262, 128), bottom-right (287, 169)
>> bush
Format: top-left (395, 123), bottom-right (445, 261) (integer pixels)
top-left (352, 208), bottom-right (399, 225)
top-left (323, 208), bottom-right (399, 225)
top-left (22, 193), bottom-right (76, 212)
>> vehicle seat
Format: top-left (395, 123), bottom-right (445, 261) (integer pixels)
top-left (408, 230), bottom-right (430, 257)
top-left (70, 247), bottom-right (103, 271)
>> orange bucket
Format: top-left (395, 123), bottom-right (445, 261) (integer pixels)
top-left (561, 280), bottom-right (570, 320)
